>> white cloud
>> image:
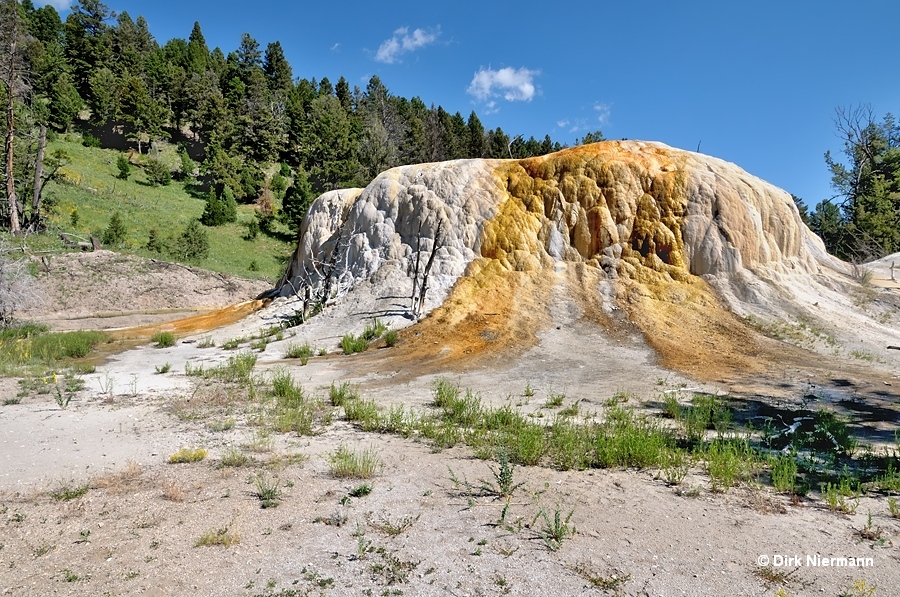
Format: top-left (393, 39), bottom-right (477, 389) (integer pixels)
top-left (35, 0), bottom-right (71, 8)
top-left (594, 102), bottom-right (611, 125)
top-left (375, 26), bottom-right (440, 64)
top-left (467, 67), bottom-right (539, 103)
top-left (330, 43), bottom-right (341, 52)
top-left (556, 119), bottom-right (570, 128)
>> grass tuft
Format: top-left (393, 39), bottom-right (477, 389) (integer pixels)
top-left (328, 445), bottom-right (382, 479)
top-left (168, 447), bottom-right (208, 464)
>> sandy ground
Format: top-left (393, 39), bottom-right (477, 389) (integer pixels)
top-left (1, 251), bottom-right (899, 596)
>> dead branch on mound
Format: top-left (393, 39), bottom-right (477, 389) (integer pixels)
top-left (0, 240), bottom-right (38, 326)
top-left (286, 218), bottom-right (362, 322)
top-left (408, 210), bottom-right (447, 319)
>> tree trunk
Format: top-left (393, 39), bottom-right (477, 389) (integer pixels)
top-left (3, 37), bottom-right (19, 233)
top-left (28, 124), bottom-right (46, 231)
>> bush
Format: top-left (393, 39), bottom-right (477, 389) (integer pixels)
top-left (144, 157), bottom-right (172, 186)
top-left (81, 133), bottom-right (100, 148)
top-left (101, 212), bottom-right (127, 246)
top-left (174, 220), bottom-right (209, 261)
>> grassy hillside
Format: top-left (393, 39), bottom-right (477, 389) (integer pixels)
top-left (9, 135), bottom-right (297, 281)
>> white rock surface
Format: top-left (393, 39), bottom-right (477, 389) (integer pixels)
top-left (278, 141), bottom-right (898, 364)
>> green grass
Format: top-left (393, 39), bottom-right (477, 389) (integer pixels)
top-left (328, 445), bottom-right (383, 479)
top-left (340, 333), bottom-right (369, 354)
top-left (284, 341), bottom-right (313, 363)
top-left (0, 324), bottom-right (109, 375)
top-left (151, 330), bottom-right (176, 348)
top-left (35, 137), bottom-right (294, 280)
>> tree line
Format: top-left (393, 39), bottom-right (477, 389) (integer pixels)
top-left (2, 0), bottom-right (601, 236)
top-left (802, 105), bottom-right (900, 261)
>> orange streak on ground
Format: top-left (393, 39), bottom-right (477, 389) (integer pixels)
top-left (107, 300), bottom-right (269, 341)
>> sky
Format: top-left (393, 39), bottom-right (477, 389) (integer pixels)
top-left (35, 0), bottom-right (900, 209)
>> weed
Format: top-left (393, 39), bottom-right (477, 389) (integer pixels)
top-left (368, 545), bottom-right (419, 585)
top-left (544, 393), bottom-right (564, 408)
top-left (660, 449), bottom-right (691, 486)
top-left (841, 579), bottom-right (877, 597)
top-left (367, 512), bottom-right (420, 536)
top-left (558, 400), bottom-right (581, 418)
top-left (162, 480), bottom-right (186, 502)
top-left (771, 454), bottom-right (798, 493)
top-left (252, 472), bottom-right (282, 508)
top-left (571, 563), bottom-right (631, 591)
top-left (889, 497), bottom-right (900, 519)
top-left (195, 526), bottom-right (240, 547)
top-left (249, 338), bottom-right (268, 352)
top-left (523, 382), bottom-right (535, 397)
top-left (197, 336), bottom-right (215, 348)
top-left (151, 330), bottom-right (176, 348)
top-left (220, 448), bottom-right (252, 468)
top-left (755, 565), bottom-right (801, 587)
top-left (208, 418), bottom-right (235, 432)
top-left (349, 483), bottom-right (373, 498)
top-left (705, 440), bottom-right (750, 492)
top-left (3, 397), bottom-right (20, 405)
top-left (340, 333), bottom-right (368, 354)
top-left (383, 329), bottom-right (399, 347)
top-left (168, 447), bottom-right (208, 464)
top-left (61, 568), bottom-right (86, 582)
top-left (362, 318), bottom-right (387, 341)
top-left (480, 449), bottom-right (524, 499)
top-left (855, 511), bottom-right (883, 542)
top-left (328, 445), bottom-right (382, 479)
top-left (221, 337), bottom-right (244, 350)
top-left (329, 381), bottom-right (358, 406)
top-left (155, 362), bottom-right (171, 374)
top-left (533, 506), bottom-right (575, 551)
top-left (284, 342), bottom-right (313, 364)
top-left (821, 480), bottom-right (859, 514)
top-left (49, 481), bottom-right (89, 501)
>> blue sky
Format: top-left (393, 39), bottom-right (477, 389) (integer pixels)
top-left (36, 0), bottom-right (900, 209)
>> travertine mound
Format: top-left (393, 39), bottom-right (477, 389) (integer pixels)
top-left (278, 141), bottom-right (897, 370)
top-left (282, 142), bottom-right (831, 307)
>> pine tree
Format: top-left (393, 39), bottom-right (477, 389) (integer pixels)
top-left (175, 219), bottom-right (209, 260)
top-left (280, 170), bottom-right (315, 238)
top-left (200, 188), bottom-right (224, 226)
top-left (102, 211), bottom-right (127, 245)
top-left (263, 41), bottom-right (292, 93)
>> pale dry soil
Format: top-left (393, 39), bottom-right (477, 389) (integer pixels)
top-left (1, 252), bottom-right (899, 597)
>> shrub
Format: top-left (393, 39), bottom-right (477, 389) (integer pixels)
top-left (81, 133), bottom-right (100, 148)
top-left (383, 330), bottom-right (399, 347)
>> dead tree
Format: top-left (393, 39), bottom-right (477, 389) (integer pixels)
top-left (409, 216), bottom-right (445, 319)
